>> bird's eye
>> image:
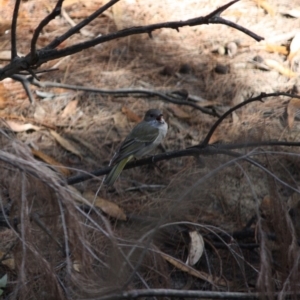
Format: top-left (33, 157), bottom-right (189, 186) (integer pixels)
top-left (150, 114), bottom-right (154, 117)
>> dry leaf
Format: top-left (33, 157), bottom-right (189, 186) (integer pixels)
top-left (113, 112), bottom-right (128, 127)
top-left (6, 120), bottom-right (41, 132)
top-left (232, 111), bottom-right (239, 124)
top-left (254, 0), bottom-right (275, 16)
top-left (0, 251), bottom-right (15, 270)
top-left (61, 100), bottom-right (78, 118)
top-left (83, 191), bottom-right (127, 221)
top-left (0, 18), bottom-right (11, 35)
top-left (0, 82), bottom-right (10, 109)
top-left (71, 136), bottom-right (99, 157)
top-left (265, 44), bottom-right (288, 55)
top-left (288, 32), bottom-right (300, 61)
top-left (186, 231), bottom-right (205, 266)
top-left (0, 51), bottom-right (11, 61)
top-left (50, 130), bottom-right (82, 158)
top-left (68, 186), bottom-right (85, 202)
top-left (284, 8), bottom-right (300, 18)
top-left (121, 107), bottom-right (142, 123)
top-left (169, 118), bottom-right (186, 132)
top-left (31, 148), bottom-right (71, 176)
top-left (112, 1), bottom-right (124, 30)
top-left (287, 98), bottom-right (300, 129)
top-left (264, 59), bottom-right (297, 77)
top-left (34, 105), bottom-right (46, 121)
top-left (261, 195), bottom-right (272, 209)
top-left (61, 0), bottom-right (84, 7)
top-left (1, 258), bottom-right (15, 270)
top-left (208, 129), bottom-right (221, 144)
top-left (159, 250), bottom-right (226, 286)
top-left (0, 96), bottom-right (7, 110)
top-left (169, 105), bottom-right (190, 120)
top-left (61, 8), bottom-right (94, 38)
top-left (0, 113), bottom-right (56, 129)
top-left (73, 260), bottom-right (81, 273)
top-left (0, 50), bottom-right (24, 60)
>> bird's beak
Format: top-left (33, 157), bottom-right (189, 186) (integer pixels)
top-left (156, 114), bottom-right (164, 123)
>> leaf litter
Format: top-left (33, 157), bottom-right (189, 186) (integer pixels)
top-left (1, 0), bottom-right (300, 298)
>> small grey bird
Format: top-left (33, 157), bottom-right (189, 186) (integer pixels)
top-left (105, 109), bottom-right (168, 186)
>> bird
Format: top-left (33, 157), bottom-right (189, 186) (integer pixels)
top-left (104, 109), bottom-right (168, 186)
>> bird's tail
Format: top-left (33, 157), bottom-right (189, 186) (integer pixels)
top-left (104, 156), bottom-right (132, 186)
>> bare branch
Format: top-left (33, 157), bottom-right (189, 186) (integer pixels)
top-left (98, 288), bottom-right (261, 299)
top-left (11, 0), bottom-right (21, 59)
top-left (11, 75), bottom-right (35, 103)
top-left (46, 0), bottom-right (120, 50)
top-left (66, 140), bottom-right (300, 185)
top-left (198, 92), bottom-right (300, 147)
top-left (201, 97), bottom-right (264, 146)
top-left (66, 92), bottom-right (300, 185)
top-left (204, 0), bottom-right (261, 41)
top-left (35, 4), bottom-right (263, 66)
top-left (0, 0), bottom-right (263, 80)
top-left (31, 79), bottom-right (219, 116)
top-left (30, 0), bottom-right (64, 63)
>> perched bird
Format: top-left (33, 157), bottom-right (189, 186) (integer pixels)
top-left (105, 109), bottom-right (168, 186)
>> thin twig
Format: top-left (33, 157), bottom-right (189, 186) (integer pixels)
top-left (11, 74), bottom-right (35, 103)
top-left (30, 213), bottom-right (63, 250)
top-left (60, 7), bottom-right (94, 38)
top-left (35, 3), bottom-right (263, 66)
top-left (47, 0), bottom-right (120, 49)
top-left (97, 286), bottom-right (270, 299)
top-left (197, 92), bottom-right (300, 147)
top-left (31, 80), bottom-right (218, 116)
top-left (0, 0), bottom-right (263, 80)
top-left (30, 0), bottom-right (64, 63)
top-left (200, 96), bottom-right (264, 146)
top-left (11, 0), bottom-right (21, 59)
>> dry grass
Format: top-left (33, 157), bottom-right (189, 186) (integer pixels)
top-left (0, 0), bottom-right (300, 299)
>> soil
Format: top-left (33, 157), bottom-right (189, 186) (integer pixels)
top-left (0, 0), bottom-right (300, 298)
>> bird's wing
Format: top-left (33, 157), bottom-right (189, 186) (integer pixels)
top-left (112, 122), bottom-right (159, 164)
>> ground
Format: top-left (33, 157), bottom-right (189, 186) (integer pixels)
top-left (0, 0), bottom-right (300, 299)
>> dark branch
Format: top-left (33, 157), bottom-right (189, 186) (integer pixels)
top-left (0, 0), bottom-right (263, 80)
top-left (31, 80), bottom-right (219, 116)
top-left (46, 0), bottom-right (120, 50)
top-left (197, 92), bottom-right (300, 147)
top-left (200, 96), bottom-right (263, 146)
top-left (30, 0), bottom-right (64, 63)
top-left (210, 17), bottom-right (261, 41)
top-left (66, 91), bottom-right (300, 185)
top-left (11, 75), bottom-right (35, 103)
top-left (66, 139), bottom-right (300, 185)
top-left (34, 7), bottom-right (263, 66)
top-left (11, 0), bottom-right (21, 59)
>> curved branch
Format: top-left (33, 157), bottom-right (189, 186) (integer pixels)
top-left (201, 97), bottom-right (264, 146)
top-left (46, 0), bottom-right (120, 50)
top-left (11, 0), bottom-right (21, 59)
top-left (196, 92), bottom-right (300, 147)
top-left (34, 4), bottom-right (263, 66)
top-left (11, 75), bottom-right (35, 103)
top-left (0, 0), bottom-right (263, 80)
top-left (30, 0), bottom-right (64, 62)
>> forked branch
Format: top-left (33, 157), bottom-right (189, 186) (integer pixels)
top-left (1, 0), bottom-right (263, 80)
